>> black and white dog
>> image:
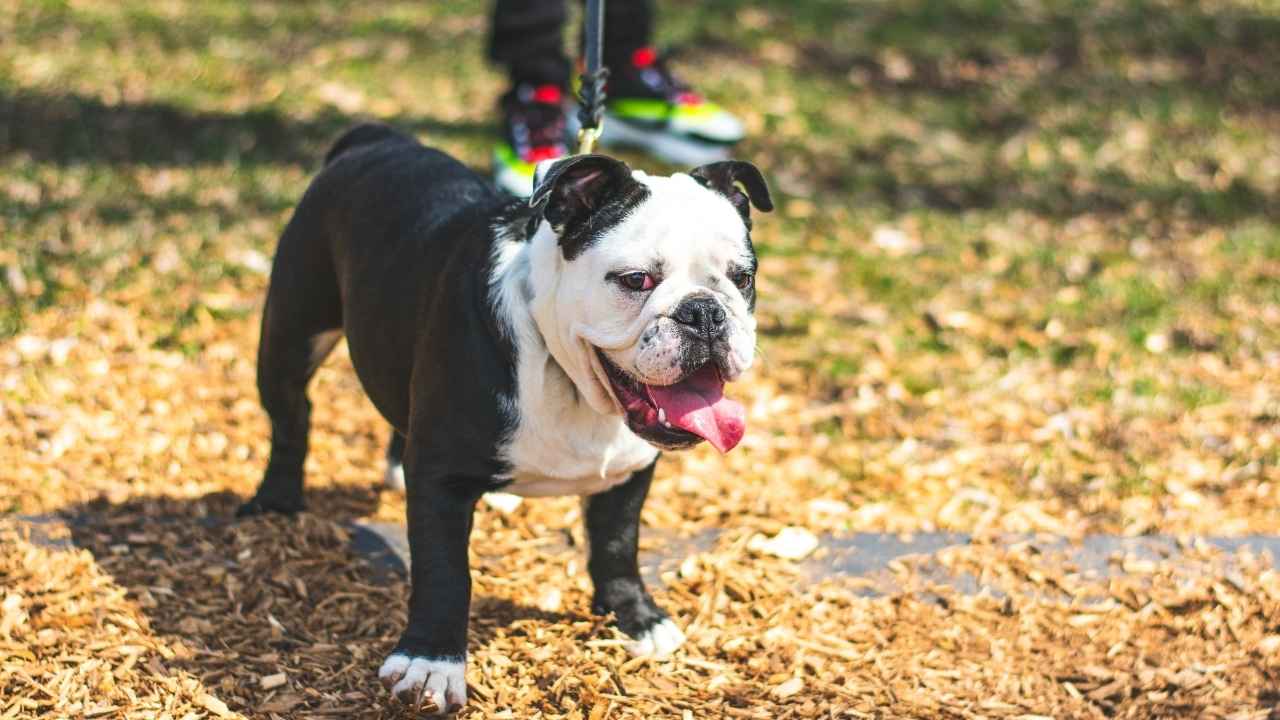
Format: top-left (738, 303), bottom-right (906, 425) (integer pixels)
top-left (237, 123), bottom-right (771, 713)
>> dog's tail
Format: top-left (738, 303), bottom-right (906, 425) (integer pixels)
top-left (324, 122), bottom-right (404, 166)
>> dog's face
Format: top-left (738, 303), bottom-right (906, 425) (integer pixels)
top-left (529, 156), bottom-right (772, 453)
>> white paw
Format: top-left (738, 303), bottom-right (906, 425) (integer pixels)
top-left (482, 492), bottom-right (523, 514)
top-left (378, 653), bottom-right (466, 714)
top-left (626, 619), bottom-right (686, 659)
top-left (384, 460), bottom-right (405, 492)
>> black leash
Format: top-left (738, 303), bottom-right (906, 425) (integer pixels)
top-left (576, 0), bottom-right (607, 154)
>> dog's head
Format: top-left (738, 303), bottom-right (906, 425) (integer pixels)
top-left (527, 154), bottom-right (772, 453)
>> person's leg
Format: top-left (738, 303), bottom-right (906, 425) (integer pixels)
top-left (587, 0), bottom-right (747, 165)
top-left (599, 0), bottom-right (654, 74)
top-left (489, 0), bottom-right (571, 89)
top-left (490, 0), bottom-right (573, 197)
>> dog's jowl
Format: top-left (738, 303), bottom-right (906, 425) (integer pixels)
top-left (238, 123), bottom-right (771, 714)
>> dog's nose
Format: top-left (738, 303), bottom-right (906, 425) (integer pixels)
top-left (672, 296), bottom-right (727, 340)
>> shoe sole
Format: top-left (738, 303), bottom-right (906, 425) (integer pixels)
top-left (568, 111), bottom-right (735, 166)
top-left (495, 113), bottom-right (738, 195)
top-left (493, 152), bottom-right (535, 197)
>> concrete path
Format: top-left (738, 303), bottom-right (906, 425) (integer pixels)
top-left (349, 520), bottom-right (1280, 593)
top-left (18, 513), bottom-right (1280, 595)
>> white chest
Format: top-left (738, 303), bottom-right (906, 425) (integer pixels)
top-left (488, 232), bottom-right (659, 497)
top-left (497, 356), bottom-right (658, 497)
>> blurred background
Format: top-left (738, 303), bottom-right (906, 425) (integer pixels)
top-left (3, 0), bottom-right (1280, 717)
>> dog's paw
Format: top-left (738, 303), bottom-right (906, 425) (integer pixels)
top-left (378, 653), bottom-right (466, 714)
top-left (625, 618), bottom-right (685, 658)
top-left (383, 459), bottom-right (406, 492)
top-left (235, 495), bottom-right (305, 517)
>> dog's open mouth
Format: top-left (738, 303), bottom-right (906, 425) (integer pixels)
top-left (597, 351), bottom-right (746, 453)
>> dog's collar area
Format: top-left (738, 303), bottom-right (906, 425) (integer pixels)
top-left (523, 213), bottom-right (542, 242)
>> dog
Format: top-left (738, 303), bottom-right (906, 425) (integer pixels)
top-left (237, 123), bottom-right (771, 713)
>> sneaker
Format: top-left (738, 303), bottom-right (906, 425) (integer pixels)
top-left (586, 46), bottom-right (746, 165)
top-left (494, 83), bottom-right (570, 197)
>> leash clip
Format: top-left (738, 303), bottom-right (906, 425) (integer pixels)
top-left (576, 0), bottom-right (607, 156)
top-left (577, 124), bottom-right (603, 155)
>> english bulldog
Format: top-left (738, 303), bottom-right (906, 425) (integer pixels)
top-left (237, 122), bottom-right (771, 713)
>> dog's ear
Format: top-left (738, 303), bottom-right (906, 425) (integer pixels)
top-left (689, 161), bottom-right (773, 225)
top-left (529, 154), bottom-right (641, 257)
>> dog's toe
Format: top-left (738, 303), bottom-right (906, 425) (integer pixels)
top-left (378, 653), bottom-right (410, 691)
top-left (626, 618), bottom-right (686, 659)
top-left (378, 653), bottom-right (466, 714)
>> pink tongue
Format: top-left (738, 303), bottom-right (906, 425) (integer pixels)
top-left (646, 364), bottom-right (746, 453)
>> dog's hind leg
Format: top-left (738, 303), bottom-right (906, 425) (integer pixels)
top-left (238, 223), bottom-right (343, 517)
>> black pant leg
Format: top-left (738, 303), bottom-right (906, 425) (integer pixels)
top-left (489, 0), bottom-right (572, 88)
top-left (490, 0), bottom-right (657, 88)
top-left (600, 0), bottom-right (655, 69)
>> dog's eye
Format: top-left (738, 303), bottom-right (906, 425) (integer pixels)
top-left (732, 272), bottom-right (754, 290)
top-left (617, 272), bottom-right (655, 292)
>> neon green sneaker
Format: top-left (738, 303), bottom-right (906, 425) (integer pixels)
top-left (593, 47), bottom-right (745, 165)
top-left (492, 83), bottom-right (570, 197)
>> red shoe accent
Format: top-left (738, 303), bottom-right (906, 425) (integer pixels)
top-left (531, 84), bottom-right (563, 104)
top-left (631, 46), bottom-right (658, 69)
top-left (676, 91), bottom-right (705, 106)
top-left (524, 145), bottom-right (563, 163)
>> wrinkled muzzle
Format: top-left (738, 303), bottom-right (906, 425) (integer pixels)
top-left (581, 296), bottom-right (754, 454)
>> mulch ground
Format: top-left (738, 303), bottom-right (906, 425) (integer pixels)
top-left (3, 308), bottom-right (1280, 718)
top-left (5, 507), bottom-right (1280, 719)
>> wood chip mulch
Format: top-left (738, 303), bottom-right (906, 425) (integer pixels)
top-left (4, 505), bottom-right (1280, 719)
top-left (3, 298), bottom-right (1280, 718)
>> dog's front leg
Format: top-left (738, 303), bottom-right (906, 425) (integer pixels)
top-left (378, 472), bottom-right (478, 714)
top-left (583, 459), bottom-right (686, 658)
